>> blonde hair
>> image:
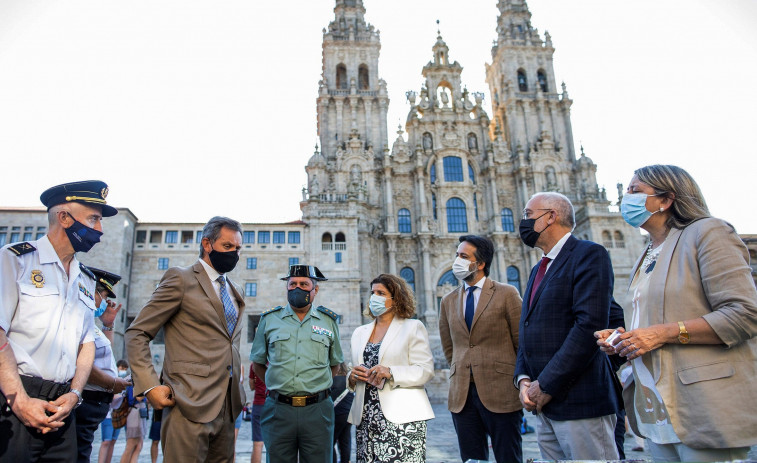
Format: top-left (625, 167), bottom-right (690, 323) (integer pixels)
top-left (634, 165), bottom-right (710, 229)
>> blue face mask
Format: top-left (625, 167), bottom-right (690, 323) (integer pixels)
top-left (369, 294), bottom-right (390, 317)
top-left (64, 214), bottom-right (102, 253)
top-left (621, 192), bottom-right (660, 228)
top-left (94, 299), bottom-right (107, 318)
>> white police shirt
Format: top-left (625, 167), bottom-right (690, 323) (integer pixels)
top-left (0, 236), bottom-right (96, 383)
top-left (84, 326), bottom-right (117, 392)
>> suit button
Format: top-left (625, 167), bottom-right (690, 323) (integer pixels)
top-left (226, 365), bottom-right (232, 371)
top-left (524, 321), bottom-right (529, 327)
top-left (469, 344), bottom-right (474, 348)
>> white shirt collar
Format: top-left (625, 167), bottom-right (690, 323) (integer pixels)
top-left (463, 275), bottom-right (486, 291)
top-left (544, 232), bottom-right (572, 260)
top-left (198, 258), bottom-right (222, 282)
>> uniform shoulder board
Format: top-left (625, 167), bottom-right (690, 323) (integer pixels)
top-left (316, 306), bottom-right (339, 321)
top-left (79, 263), bottom-right (96, 280)
top-left (261, 306), bottom-right (284, 317)
top-left (7, 242), bottom-right (36, 256)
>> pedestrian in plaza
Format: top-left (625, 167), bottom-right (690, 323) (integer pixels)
top-left (348, 273), bottom-right (435, 463)
top-left (120, 380), bottom-right (147, 463)
top-left (0, 180), bottom-right (117, 461)
top-left (75, 267), bottom-right (131, 463)
top-left (515, 192), bottom-right (623, 461)
top-left (248, 364), bottom-right (267, 463)
top-left (597, 165), bottom-right (757, 462)
top-left (126, 216), bottom-right (247, 462)
top-left (98, 359), bottom-right (131, 463)
top-left (438, 235), bottom-right (524, 463)
top-left (250, 264), bottom-right (343, 463)
top-left (150, 408), bottom-right (163, 463)
top-left (330, 362), bottom-right (354, 463)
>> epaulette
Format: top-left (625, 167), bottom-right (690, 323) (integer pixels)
top-left (261, 306), bottom-right (284, 317)
top-left (7, 242), bottom-right (36, 256)
top-left (79, 263), bottom-right (96, 281)
top-left (316, 306), bottom-right (339, 321)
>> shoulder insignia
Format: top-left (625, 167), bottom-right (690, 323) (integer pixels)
top-left (261, 306), bottom-right (284, 317)
top-left (316, 306), bottom-right (339, 321)
top-left (79, 263), bottom-right (96, 281)
top-left (7, 242), bottom-right (36, 256)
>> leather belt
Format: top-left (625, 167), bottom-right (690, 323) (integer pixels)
top-left (268, 389), bottom-right (330, 407)
top-left (82, 390), bottom-right (114, 404)
top-left (20, 375), bottom-right (71, 401)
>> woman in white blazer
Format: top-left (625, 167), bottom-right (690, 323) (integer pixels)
top-left (348, 274), bottom-right (434, 463)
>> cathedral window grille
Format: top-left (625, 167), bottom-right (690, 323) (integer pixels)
top-left (602, 230), bottom-right (613, 248)
top-left (335, 232), bottom-right (346, 251)
top-left (430, 164), bottom-right (437, 184)
top-left (322, 232), bottom-right (333, 251)
top-left (443, 156), bottom-right (464, 182)
top-left (158, 258), bottom-right (169, 270)
top-left (400, 267), bottom-right (415, 291)
top-left (437, 270), bottom-right (457, 287)
top-left (507, 266), bottom-right (521, 294)
top-left (432, 193), bottom-right (438, 220)
top-left (165, 231), bottom-right (178, 244)
top-left (517, 69), bottom-right (528, 92)
top-left (258, 231), bottom-right (270, 244)
top-left (537, 69), bottom-right (548, 92)
top-left (468, 163), bottom-right (476, 184)
top-left (614, 231), bottom-right (625, 249)
top-left (336, 64), bottom-right (348, 90)
top-left (243, 231), bottom-right (255, 244)
top-left (398, 209), bottom-right (412, 234)
top-left (501, 208), bottom-right (515, 232)
top-left (358, 64), bottom-right (369, 90)
top-left (289, 257), bottom-right (299, 267)
top-left (446, 197), bottom-right (468, 233)
top-left (473, 194), bottom-right (479, 221)
top-left (335, 252), bottom-right (342, 263)
top-left (247, 257), bottom-right (257, 269)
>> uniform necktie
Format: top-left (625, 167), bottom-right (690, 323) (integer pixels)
top-left (465, 286), bottom-right (476, 330)
top-left (529, 257), bottom-right (551, 307)
top-left (217, 275), bottom-right (237, 335)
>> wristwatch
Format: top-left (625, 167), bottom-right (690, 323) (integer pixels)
top-left (70, 388), bottom-right (83, 408)
top-left (677, 321), bottom-right (690, 344)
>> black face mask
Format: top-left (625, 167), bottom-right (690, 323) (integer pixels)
top-left (64, 215), bottom-right (102, 253)
top-left (519, 211), bottom-right (551, 248)
top-left (208, 249), bottom-right (239, 274)
top-left (288, 287), bottom-right (312, 309)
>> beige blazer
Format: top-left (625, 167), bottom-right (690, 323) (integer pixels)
top-left (624, 217), bottom-right (757, 449)
top-left (348, 317), bottom-right (435, 426)
top-left (438, 277), bottom-right (522, 413)
top-left (125, 261), bottom-right (246, 423)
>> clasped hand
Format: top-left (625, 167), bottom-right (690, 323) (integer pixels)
top-left (518, 379), bottom-right (551, 413)
top-left (594, 326), bottom-right (665, 361)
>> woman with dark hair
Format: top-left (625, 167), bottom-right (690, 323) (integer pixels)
top-left (596, 164), bottom-right (757, 462)
top-left (348, 274), bottom-right (435, 463)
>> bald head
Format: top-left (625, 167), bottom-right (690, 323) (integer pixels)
top-left (529, 192), bottom-right (575, 230)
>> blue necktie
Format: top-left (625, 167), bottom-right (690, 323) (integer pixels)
top-left (217, 275), bottom-right (237, 335)
top-left (465, 286), bottom-right (476, 330)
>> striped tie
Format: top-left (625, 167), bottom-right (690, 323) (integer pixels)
top-left (217, 275), bottom-right (237, 335)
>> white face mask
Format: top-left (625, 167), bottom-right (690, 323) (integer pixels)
top-left (369, 294), bottom-right (389, 317)
top-left (452, 256), bottom-right (477, 281)
top-left (118, 370), bottom-right (128, 378)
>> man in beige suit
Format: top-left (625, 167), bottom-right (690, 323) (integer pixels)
top-left (439, 235), bottom-right (523, 463)
top-left (126, 216), bottom-right (246, 463)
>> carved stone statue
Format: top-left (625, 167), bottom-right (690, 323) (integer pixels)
top-left (422, 132), bottom-right (433, 151)
top-left (468, 133), bottom-right (478, 150)
top-left (310, 175), bottom-right (320, 196)
top-left (545, 166), bottom-right (557, 190)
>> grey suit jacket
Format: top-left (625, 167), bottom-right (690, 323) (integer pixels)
top-left (624, 217), bottom-right (757, 449)
top-left (125, 261), bottom-right (246, 423)
top-left (439, 277), bottom-right (522, 414)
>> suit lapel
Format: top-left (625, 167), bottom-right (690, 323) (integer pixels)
top-left (453, 286), bottom-right (469, 333)
top-left (525, 236), bottom-right (576, 320)
top-left (470, 278), bottom-right (494, 330)
top-left (379, 317), bottom-right (403, 362)
top-left (355, 324), bottom-right (372, 365)
top-left (193, 262), bottom-right (230, 337)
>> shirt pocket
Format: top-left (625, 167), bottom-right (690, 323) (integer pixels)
top-left (18, 283), bottom-right (60, 328)
top-left (310, 333), bottom-right (330, 365)
top-left (677, 361), bottom-right (734, 385)
top-left (268, 332), bottom-right (291, 363)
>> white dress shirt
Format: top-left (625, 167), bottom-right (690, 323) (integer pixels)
top-left (462, 275), bottom-right (487, 317)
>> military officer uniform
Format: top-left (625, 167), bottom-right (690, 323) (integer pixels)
top-left (250, 266), bottom-right (343, 463)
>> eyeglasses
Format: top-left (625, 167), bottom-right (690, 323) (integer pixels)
top-left (522, 208), bottom-right (552, 220)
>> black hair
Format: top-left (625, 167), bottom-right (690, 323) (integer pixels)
top-left (459, 235), bottom-right (494, 277)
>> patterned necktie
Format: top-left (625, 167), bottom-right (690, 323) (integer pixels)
top-left (529, 257), bottom-right (551, 307)
top-left (217, 275), bottom-right (237, 335)
top-left (465, 286), bottom-right (476, 330)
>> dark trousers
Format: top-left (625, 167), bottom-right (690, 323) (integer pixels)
top-left (75, 398), bottom-right (110, 463)
top-left (261, 396), bottom-right (334, 463)
top-left (615, 409), bottom-right (626, 460)
top-left (332, 413), bottom-right (351, 463)
top-left (451, 382), bottom-right (523, 463)
top-left (0, 405), bottom-right (77, 462)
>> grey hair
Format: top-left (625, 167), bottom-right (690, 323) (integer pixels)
top-left (531, 192), bottom-right (575, 229)
top-left (634, 165), bottom-right (710, 229)
top-left (199, 216), bottom-right (243, 257)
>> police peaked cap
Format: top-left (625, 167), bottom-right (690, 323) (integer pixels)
top-left (87, 266), bottom-right (122, 298)
top-left (40, 180), bottom-right (118, 217)
top-left (280, 265), bottom-right (328, 281)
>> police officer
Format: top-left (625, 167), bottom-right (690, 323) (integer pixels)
top-left (0, 180), bottom-right (117, 461)
top-left (75, 267), bottom-right (131, 463)
top-left (250, 265), bottom-right (344, 463)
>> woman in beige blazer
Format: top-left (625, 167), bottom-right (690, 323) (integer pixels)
top-left (596, 165), bottom-right (757, 462)
top-left (348, 274), bottom-right (434, 463)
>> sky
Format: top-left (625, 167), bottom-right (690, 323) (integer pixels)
top-left (1, 0), bottom-right (756, 232)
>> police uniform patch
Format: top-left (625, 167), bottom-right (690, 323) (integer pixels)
top-left (8, 242), bottom-right (36, 256)
top-left (79, 263), bottom-right (96, 281)
top-left (30, 270), bottom-right (45, 288)
top-left (261, 306), bottom-right (284, 317)
top-left (316, 306), bottom-right (339, 321)
top-left (78, 282), bottom-right (94, 301)
top-left (312, 325), bottom-right (334, 338)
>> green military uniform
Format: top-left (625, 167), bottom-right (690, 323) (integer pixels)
top-left (250, 303), bottom-right (343, 463)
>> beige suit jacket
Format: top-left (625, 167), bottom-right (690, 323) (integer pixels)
top-left (125, 261), bottom-right (246, 423)
top-left (438, 277), bottom-right (522, 413)
top-left (624, 217), bottom-right (757, 449)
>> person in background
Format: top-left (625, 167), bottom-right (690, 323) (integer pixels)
top-left (150, 408), bottom-right (163, 463)
top-left (248, 363), bottom-right (267, 463)
top-left (99, 360), bottom-right (130, 463)
top-left (120, 376), bottom-right (146, 463)
top-left (330, 362), bottom-right (354, 463)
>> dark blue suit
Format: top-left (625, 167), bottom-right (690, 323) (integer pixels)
top-left (515, 235), bottom-right (622, 421)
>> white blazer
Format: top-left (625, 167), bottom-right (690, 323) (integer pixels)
top-left (348, 317), bottom-right (435, 426)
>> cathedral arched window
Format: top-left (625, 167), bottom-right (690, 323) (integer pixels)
top-left (430, 163), bottom-right (437, 183)
top-left (614, 231), bottom-right (625, 249)
top-left (321, 232), bottom-right (332, 251)
top-left (432, 193), bottom-right (438, 220)
top-left (468, 162), bottom-right (476, 184)
top-left (537, 69), bottom-right (548, 92)
top-left (437, 270), bottom-right (457, 287)
top-left (322, 232), bottom-right (332, 243)
top-left (358, 64), bottom-right (369, 90)
top-left (602, 230), bottom-right (613, 248)
top-left (507, 266), bottom-right (521, 294)
top-left (398, 209), bottom-right (411, 234)
top-left (336, 64), bottom-right (347, 90)
top-left (335, 232), bottom-right (346, 242)
top-left (443, 156), bottom-right (464, 182)
top-left (400, 267), bottom-right (415, 291)
top-left (517, 69), bottom-right (528, 92)
top-left (473, 193), bottom-right (479, 221)
top-left (446, 197), bottom-right (468, 233)
top-left (501, 208), bottom-right (515, 232)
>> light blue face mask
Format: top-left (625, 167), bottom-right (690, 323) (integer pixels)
top-left (94, 299), bottom-right (107, 318)
top-left (621, 192), bottom-right (660, 228)
top-left (369, 294), bottom-right (390, 317)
